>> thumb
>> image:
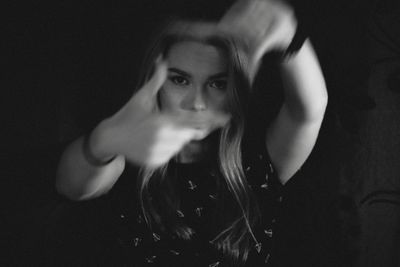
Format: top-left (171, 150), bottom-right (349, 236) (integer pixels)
top-left (128, 56), bottom-right (167, 111)
top-left (143, 56), bottom-right (168, 98)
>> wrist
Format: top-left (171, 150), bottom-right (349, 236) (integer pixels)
top-left (281, 19), bottom-right (307, 59)
top-left (82, 124), bottom-right (117, 166)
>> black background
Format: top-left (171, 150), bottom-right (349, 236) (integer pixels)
top-left (2, 0), bottom-right (400, 266)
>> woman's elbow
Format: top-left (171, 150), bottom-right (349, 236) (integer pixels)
top-left (305, 87), bottom-right (328, 122)
top-left (288, 92), bottom-right (328, 123)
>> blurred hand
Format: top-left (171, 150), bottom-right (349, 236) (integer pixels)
top-left (92, 58), bottom-right (230, 167)
top-left (218, 0), bottom-right (297, 65)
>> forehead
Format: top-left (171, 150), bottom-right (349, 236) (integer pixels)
top-left (166, 41), bottom-right (228, 75)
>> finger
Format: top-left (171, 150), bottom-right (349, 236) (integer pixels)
top-left (154, 124), bottom-right (200, 150)
top-left (251, 23), bottom-right (278, 62)
top-left (251, 10), bottom-right (297, 61)
top-left (162, 112), bottom-right (231, 131)
top-left (219, 0), bottom-right (251, 26)
top-left (143, 56), bottom-right (168, 98)
top-left (218, 0), bottom-right (275, 57)
top-left (146, 127), bottom-right (200, 167)
top-left (165, 126), bottom-right (208, 143)
top-left (219, 0), bottom-right (268, 31)
top-left (172, 128), bottom-right (201, 143)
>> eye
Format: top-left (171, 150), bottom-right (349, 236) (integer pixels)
top-left (169, 75), bottom-right (189, 86)
top-left (209, 80), bottom-right (227, 90)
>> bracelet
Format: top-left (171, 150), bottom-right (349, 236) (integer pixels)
top-left (82, 133), bottom-right (116, 166)
top-left (282, 21), bottom-right (307, 58)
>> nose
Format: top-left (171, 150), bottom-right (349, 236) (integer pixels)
top-left (181, 86), bottom-right (207, 111)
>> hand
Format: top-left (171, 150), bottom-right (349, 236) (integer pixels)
top-left (218, 0), bottom-right (297, 66)
top-left (91, 58), bottom-right (230, 168)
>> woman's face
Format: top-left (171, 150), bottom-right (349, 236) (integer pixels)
top-left (159, 40), bottom-right (230, 140)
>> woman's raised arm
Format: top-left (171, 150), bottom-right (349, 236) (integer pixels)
top-left (219, 0), bottom-right (328, 184)
top-left (266, 40), bottom-right (328, 184)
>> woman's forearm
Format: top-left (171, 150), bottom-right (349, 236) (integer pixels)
top-left (279, 39), bottom-right (328, 122)
top-left (56, 134), bottom-right (126, 201)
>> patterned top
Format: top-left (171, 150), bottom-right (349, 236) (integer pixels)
top-left (106, 144), bottom-right (284, 267)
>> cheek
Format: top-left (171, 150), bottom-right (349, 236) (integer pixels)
top-left (209, 91), bottom-right (229, 113)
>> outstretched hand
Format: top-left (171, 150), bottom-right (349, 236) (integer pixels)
top-left (218, 0), bottom-right (297, 69)
top-left (93, 58), bottom-right (230, 168)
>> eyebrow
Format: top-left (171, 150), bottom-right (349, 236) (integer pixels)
top-left (168, 67), bottom-right (227, 80)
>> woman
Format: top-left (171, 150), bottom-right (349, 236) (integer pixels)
top-left (55, 0), bottom-right (327, 266)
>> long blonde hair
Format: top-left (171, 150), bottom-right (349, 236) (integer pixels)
top-left (136, 19), bottom-right (260, 264)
